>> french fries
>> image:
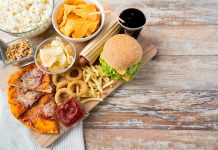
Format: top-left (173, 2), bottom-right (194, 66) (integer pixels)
top-left (81, 65), bottom-right (115, 102)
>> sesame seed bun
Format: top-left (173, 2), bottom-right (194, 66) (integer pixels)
top-left (102, 34), bottom-right (143, 71)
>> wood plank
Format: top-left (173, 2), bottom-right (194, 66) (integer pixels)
top-left (138, 26), bottom-right (218, 55)
top-left (102, 0), bottom-right (218, 25)
top-left (84, 129), bottom-right (218, 150)
top-left (84, 90), bottom-right (218, 130)
top-left (113, 56), bottom-right (218, 90)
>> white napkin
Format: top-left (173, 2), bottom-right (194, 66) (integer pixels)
top-left (0, 91), bottom-right (85, 150)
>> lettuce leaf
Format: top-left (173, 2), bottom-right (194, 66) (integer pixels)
top-left (99, 58), bottom-right (121, 80)
top-left (99, 57), bottom-right (142, 81)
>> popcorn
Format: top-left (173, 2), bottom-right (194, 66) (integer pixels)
top-left (0, 0), bottom-right (52, 33)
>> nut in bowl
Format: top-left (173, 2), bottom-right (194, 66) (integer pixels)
top-left (35, 37), bottom-right (76, 74)
top-left (52, 0), bottom-right (105, 42)
top-left (0, 38), bottom-right (34, 67)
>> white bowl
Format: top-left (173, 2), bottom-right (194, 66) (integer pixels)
top-left (52, 0), bottom-right (105, 42)
top-left (34, 36), bottom-right (77, 74)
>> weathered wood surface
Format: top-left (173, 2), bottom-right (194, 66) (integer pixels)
top-left (83, 0), bottom-right (218, 149)
top-left (84, 129), bottom-right (218, 150)
top-left (102, 0), bottom-right (218, 25)
top-left (84, 90), bottom-right (218, 130)
top-left (139, 26), bottom-right (218, 55)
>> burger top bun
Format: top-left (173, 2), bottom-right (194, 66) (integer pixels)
top-left (102, 34), bottom-right (143, 71)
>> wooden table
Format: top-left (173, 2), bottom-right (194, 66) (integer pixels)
top-left (1, 0), bottom-right (218, 149)
top-left (84, 0), bottom-right (218, 149)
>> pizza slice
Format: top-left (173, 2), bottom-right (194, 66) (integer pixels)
top-left (8, 64), bottom-right (53, 93)
top-left (8, 86), bottom-right (43, 118)
top-left (18, 94), bottom-right (59, 134)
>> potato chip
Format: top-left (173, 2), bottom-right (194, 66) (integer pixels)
top-left (76, 4), bottom-right (87, 9)
top-left (37, 37), bottom-right (75, 72)
top-left (51, 39), bottom-right (64, 48)
top-left (63, 45), bottom-right (73, 63)
top-left (40, 47), bottom-right (64, 56)
top-left (59, 4), bottom-right (76, 27)
top-left (39, 51), bottom-right (57, 67)
top-left (71, 19), bottom-right (89, 38)
top-left (65, 44), bottom-right (74, 55)
top-left (59, 11), bottom-right (68, 28)
top-left (65, 0), bottom-right (85, 5)
top-left (57, 5), bottom-right (65, 24)
top-left (56, 53), bottom-right (67, 65)
top-left (87, 20), bottom-right (99, 33)
top-left (49, 64), bottom-right (66, 72)
top-left (62, 19), bottom-right (74, 36)
top-left (85, 30), bottom-right (92, 36)
top-left (68, 13), bottom-right (80, 20)
top-left (86, 4), bottom-right (99, 21)
top-left (72, 4), bottom-right (97, 19)
top-left (60, 26), bottom-right (65, 35)
top-left (58, 0), bottom-right (101, 38)
top-left (72, 8), bottom-right (88, 19)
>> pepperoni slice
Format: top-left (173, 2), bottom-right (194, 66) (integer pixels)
top-left (56, 98), bottom-right (86, 126)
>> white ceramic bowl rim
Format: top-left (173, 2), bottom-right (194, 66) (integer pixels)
top-left (34, 36), bottom-right (77, 74)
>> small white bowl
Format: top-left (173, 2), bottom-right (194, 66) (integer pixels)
top-left (52, 0), bottom-right (105, 42)
top-left (34, 36), bottom-right (76, 74)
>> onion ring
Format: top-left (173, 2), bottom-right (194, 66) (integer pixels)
top-left (56, 80), bottom-right (69, 91)
top-left (67, 80), bottom-right (88, 97)
top-left (52, 75), bottom-right (63, 86)
top-left (55, 88), bottom-right (69, 104)
top-left (65, 66), bottom-right (83, 81)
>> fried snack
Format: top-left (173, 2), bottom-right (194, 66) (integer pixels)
top-left (52, 74), bottom-right (64, 86)
top-left (82, 65), bottom-right (115, 99)
top-left (65, 66), bottom-right (83, 81)
top-left (19, 94), bottom-right (59, 134)
top-left (55, 88), bottom-right (69, 104)
top-left (8, 64), bottom-right (52, 93)
top-left (37, 37), bottom-right (75, 73)
top-left (56, 80), bottom-right (69, 91)
top-left (57, 0), bottom-right (101, 38)
top-left (65, 0), bottom-right (85, 5)
top-left (81, 97), bottom-right (103, 104)
top-left (67, 80), bottom-right (88, 97)
top-left (8, 86), bottom-right (43, 118)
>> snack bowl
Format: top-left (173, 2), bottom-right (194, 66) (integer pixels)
top-left (0, 38), bottom-right (34, 67)
top-left (52, 0), bottom-right (105, 42)
top-left (34, 37), bottom-right (76, 74)
top-left (0, 0), bottom-right (54, 38)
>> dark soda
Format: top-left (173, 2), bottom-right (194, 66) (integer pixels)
top-left (119, 8), bottom-right (146, 38)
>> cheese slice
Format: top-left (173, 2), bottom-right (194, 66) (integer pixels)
top-left (122, 74), bottom-right (132, 81)
top-left (115, 69), bottom-right (127, 75)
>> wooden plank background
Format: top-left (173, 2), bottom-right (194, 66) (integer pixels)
top-left (83, 0), bottom-right (218, 149)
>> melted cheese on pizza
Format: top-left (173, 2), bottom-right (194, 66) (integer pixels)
top-left (19, 69), bottom-right (41, 89)
top-left (41, 100), bottom-right (56, 119)
top-left (17, 89), bottom-right (42, 107)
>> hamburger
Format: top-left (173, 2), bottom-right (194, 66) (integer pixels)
top-left (100, 34), bottom-right (143, 81)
